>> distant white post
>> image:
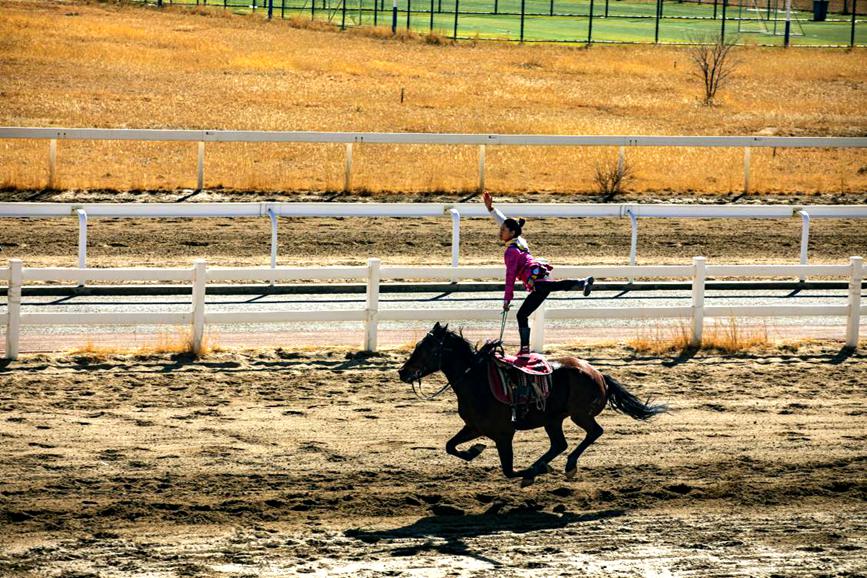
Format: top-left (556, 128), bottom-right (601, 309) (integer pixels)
top-left (191, 259), bottom-right (207, 355)
top-left (478, 144), bottom-right (486, 191)
top-left (627, 208), bottom-right (638, 283)
top-left (449, 208), bottom-right (461, 281)
top-left (845, 256), bottom-right (863, 349)
top-left (743, 147), bottom-right (751, 194)
top-left (267, 208), bottom-right (278, 285)
top-left (5, 259), bottom-right (22, 360)
top-left (76, 208), bottom-right (87, 287)
top-left (196, 141), bottom-right (205, 192)
top-left (344, 143), bottom-right (353, 192)
top-left (48, 139), bottom-right (57, 189)
top-left (531, 300), bottom-right (545, 352)
top-left (691, 256), bottom-right (706, 347)
top-left (365, 258), bottom-right (381, 351)
top-left (618, 146), bottom-right (625, 176)
top-left (798, 210), bottom-right (810, 282)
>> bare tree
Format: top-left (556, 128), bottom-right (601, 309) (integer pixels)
top-left (594, 158), bottom-right (633, 200)
top-left (687, 32), bottom-right (739, 106)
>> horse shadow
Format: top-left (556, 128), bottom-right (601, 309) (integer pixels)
top-left (345, 508), bottom-right (625, 567)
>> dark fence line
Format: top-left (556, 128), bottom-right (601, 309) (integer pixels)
top-left (145, 0), bottom-right (864, 47)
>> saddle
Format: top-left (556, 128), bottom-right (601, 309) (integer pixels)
top-left (487, 351), bottom-right (553, 411)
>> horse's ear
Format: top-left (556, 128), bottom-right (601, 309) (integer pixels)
top-left (442, 323), bottom-right (449, 332)
top-left (432, 321), bottom-right (441, 331)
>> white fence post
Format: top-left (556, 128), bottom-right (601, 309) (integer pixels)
top-left (798, 210), bottom-right (810, 282)
top-left (76, 208), bottom-right (87, 287)
top-left (191, 259), bottom-right (207, 355)
top-left (478, 144), bottom-right (486, 192)
top-left (267, 208), bottom-right (278, 286)
top-left (5, 259), bottom-right (22, 360)
top-left (743, 147), bottom-right (751, 194)
top-left (196, 141), bottom-right (205, 192)
top-left (627, 208), bottom-right (638, 283)
top-left (364, 258), bottom-right (380, 351)
top-left (344, 143), bottom-right (353, 192)
top-left (618, 146), bottom-right (625, 176)
top-left (691, 256), bottom-right (706, 347)
top-left (845, 255), bottom-right (863, 349)
top-left (450, 208), bottom-right (461, 282)
top-left (531, 300), bottom-right (545, 352)
top-left (48, 139), bottom-right (57, 189)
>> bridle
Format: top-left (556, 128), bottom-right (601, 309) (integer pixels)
top-left (409, 330), bottom-right (468, 401)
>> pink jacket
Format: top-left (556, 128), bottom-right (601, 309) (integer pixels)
top-left (491, 208), bottom-right (552, 303)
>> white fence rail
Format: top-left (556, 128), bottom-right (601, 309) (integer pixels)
top-left (2, 256), bottom-right (863, 360)
top-left (3, 201), bottom-right (866, 280)
top-left (2, 127), bottom-right (866, 192)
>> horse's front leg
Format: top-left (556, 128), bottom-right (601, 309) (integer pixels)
top-left (445, 425), bottom-right (486, 462)
top-left (494, 433), bottom-right (530, 480)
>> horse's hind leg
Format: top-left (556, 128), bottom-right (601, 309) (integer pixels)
top-left (565, 416), bottom-right (603, 479)
top-left (445, 425), bottom-right (486, 462)
top-left (529, 419), bottom-right (568, 476)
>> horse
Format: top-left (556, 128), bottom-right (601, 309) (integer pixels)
top-left (398, 322), bottom-right (667, 486)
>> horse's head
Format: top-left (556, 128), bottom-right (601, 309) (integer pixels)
top-left (398, 322), bottom-right (450, 385)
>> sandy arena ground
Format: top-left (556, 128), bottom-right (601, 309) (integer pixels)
top-left (0, 342), bottom-right (865, 577)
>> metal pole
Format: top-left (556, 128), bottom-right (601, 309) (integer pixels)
top-left (588, 0), bottom-right (595, 42)
top-left (281, 0), bottom-right (285, 18)
top-left (453, 0), bottom-right (460, 38)
top-left (851, 0), bottom-right (858, 47)
top-left (430, 0), bottom-right (434, 29)
top-left (268, 0), bottom-right (273, 18)
top-left (392, 0), bottom-right (398, 33)
top-left (313, 0), bottom-right (316, 19)
top-left (721, 0), bottom-right (728, 40)
top-left (48, 138), bottom-right (57, 189)
top-left (344, 143), bottom-right (353, 192)
top-left (407, 0), bottom-right (411, 28)
top-left (450, 209), bottom-right (461, 278)
top-left (267, 208), bottom-right (278, 285)
top-left (783, 0), bottom-right (791, 46)
top-left (655, 0), bottom-right (661, 43)
top-left (605, 0), bottom-right (609, 17)
top-left (743, 146), bottom-right (751, 194)
top-left (627, 209), bottom-right (638, 282)
top-left (365, 258), bottom-right (381, 351)
top-left (520, 0), bottom-right (525, 41)
top-left (196, 141), bottom-right (205, 192)
top-left (76, 209), bottom-right (88, 284)
top-left (494, 0), bottom-right (498, 14)
top-left (191, 259), bottom-right (207, 355)
top-left (550, 0), bottom-right (554, 15)
top-left (798, 210), bottom-right (810, 282)
top-left (713, 0), bottom-right (718, 18)
top-left (5, 260), bottom-right (22, 361)
top-left (691, 256), bottom-right (706, 347)
top-left (342, 0), bottom-right (347, 29)
top-left (845, 256), bottom-right (863, 348)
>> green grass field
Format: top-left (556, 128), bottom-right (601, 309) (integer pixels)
top-left (159, 0), bottom-right (866, 45)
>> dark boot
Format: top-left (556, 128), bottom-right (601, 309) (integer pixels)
top-left (582, 276), bottom-right (594, 296)
top-left (518, 327), bottom-right (531, 356)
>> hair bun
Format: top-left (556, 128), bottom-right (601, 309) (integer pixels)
top-left (518, 218), bottom-right (526, 227)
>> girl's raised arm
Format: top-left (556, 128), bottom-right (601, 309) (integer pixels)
top-left (483, 191), bottom-right (507, 226)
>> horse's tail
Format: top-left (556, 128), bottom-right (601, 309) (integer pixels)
top-left (604, 374), bottom-right (667, 421)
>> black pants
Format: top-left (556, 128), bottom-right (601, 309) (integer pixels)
top-left (516, 279), bottom-right (577, 329)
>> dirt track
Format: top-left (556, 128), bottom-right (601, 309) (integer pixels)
top-left (1, 343), bottom-right (865, 576)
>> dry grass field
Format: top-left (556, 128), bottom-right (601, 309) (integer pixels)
top-left (1, 0), bottom-right (866, 194)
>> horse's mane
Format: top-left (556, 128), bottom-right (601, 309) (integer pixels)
top-left (442, 326), bottom-right (500, 360)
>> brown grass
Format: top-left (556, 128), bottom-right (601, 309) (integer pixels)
top-left (628, 319), bottom-right (772, 354)
top-left (68, 329), bottom-right (222, 357)
top-left (0, 0), bottom-right (865, 194)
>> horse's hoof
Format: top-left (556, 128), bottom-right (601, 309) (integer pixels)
top-left (520, 476), bottom-right (535, 488)
top-left (468, 443), bottom-right (486, 455)
top-left (565, 467), bottom-right (577, 479)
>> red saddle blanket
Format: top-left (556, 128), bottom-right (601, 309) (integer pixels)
top-left (487, 353), bottom-right (553, 408)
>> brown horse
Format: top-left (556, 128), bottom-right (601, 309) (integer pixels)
top-left (398, 322), bottom-right (666, 485)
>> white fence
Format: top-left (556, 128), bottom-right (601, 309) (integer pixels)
top-left (2, 127), bottom-right (866, 192)
top-left (2, 256), bottom-right (863, 359)
top-left (3, 201), bottom-right (866, 276)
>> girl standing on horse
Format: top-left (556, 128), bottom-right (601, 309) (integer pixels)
top-left (483, 191), bottom-right (593, 355)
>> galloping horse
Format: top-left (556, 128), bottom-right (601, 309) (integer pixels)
top-left (398, 322), bottom-right (667, 485)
